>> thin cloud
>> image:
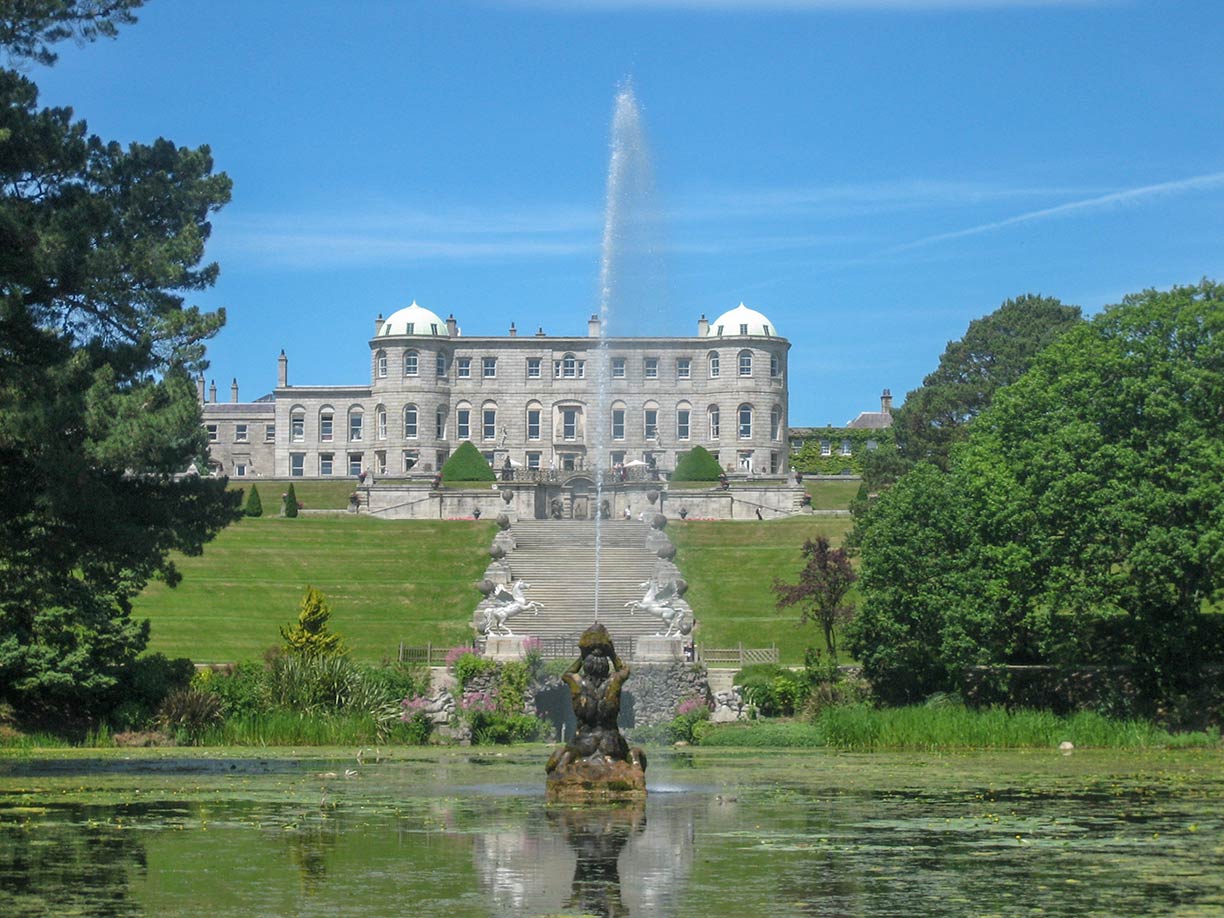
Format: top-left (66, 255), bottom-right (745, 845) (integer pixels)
top-left (496, 0), bottom-right (1100, 10)
top-left (886, 171), bottom-right (1224, 253)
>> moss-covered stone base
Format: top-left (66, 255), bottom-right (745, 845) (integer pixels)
top-left (545, 757), bottom-right (647, 803)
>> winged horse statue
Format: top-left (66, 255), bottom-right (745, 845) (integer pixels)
top-left (625, 579), bottom-right (691, 637)
top-left (480, 579), bottom-right (543, 636)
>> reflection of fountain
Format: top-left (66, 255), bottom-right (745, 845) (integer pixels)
top-left (545, 624), bottom-right (647, 801)
top-left (548, 802), bottom-right (645, 918)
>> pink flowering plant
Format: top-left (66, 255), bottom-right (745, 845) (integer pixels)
top-left (668, 695), bottom-right (712, 744)
top-left (398, 694), bottom-right (434, 744)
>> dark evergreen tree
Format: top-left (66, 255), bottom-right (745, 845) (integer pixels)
top-left (283, 484), bottom-right (299, 518)
top-left (244, 484), bottom-right (263, 517)
top-left (0, 5), bottom-right (240, 719)
top-left (672, 445), bottom-right (722, 482)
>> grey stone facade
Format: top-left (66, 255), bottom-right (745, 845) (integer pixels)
top-left (201, 301), bottom-right (790, 481)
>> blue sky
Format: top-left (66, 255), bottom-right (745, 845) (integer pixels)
top-left (27, 0), bottom-right (1224, 424)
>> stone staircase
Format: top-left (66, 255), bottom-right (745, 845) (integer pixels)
top-left (500, 519), bottom-right (666, 649)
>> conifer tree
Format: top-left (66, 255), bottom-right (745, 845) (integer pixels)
top-left (244, 484), bottom-right (263, 517)
top-left (280, 587), bottom-right (346, 658)
top-left (283, 484), bottom-right (299, 518)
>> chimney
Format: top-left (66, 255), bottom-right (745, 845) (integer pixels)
top-left (196, 375), bottom-right (205, 404)
top-left (881, 388), bottom-right (893, 414)
top-left (697, 314), bottom-right (709, 337)
top-left (446, 314), bottom-right (458, 337)
top-left (588, 314), bottom-right (601, 337)
top-left (277, 350), bottom-right (288, 388)
top-left (230, 378), bottom-right (239, 403)
top-left (509, 322), bottom-right (517, 337)
top-left (208, 379), bottom-right (217, 403)
top-left (536, 326), bottom-right (546, 336)
top-left (374, 312), bottom-right (384, 336)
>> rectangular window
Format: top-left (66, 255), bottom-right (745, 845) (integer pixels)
top-left (677, 358), bottom-right (691, 379)
top-left (820, 439), bottom-right (831, 456)
top-left (377, 354), bottom-right (388, 377)
top-left (349, 414), bottom-right (363, 441)
top-left (482, 357), bottom-right (497, 378)
top-left (562, 408), bottom-right (578, 440)
top-left (402, 449), bottom-right (418, 472)
top-left (320, 414), bottom-right (333, 442)
top-left (611, 451), bottom-right (625, 468)
top-left (645, 409), bottom-right (658, 440)
top-left (677, 409), bottom-right (690, 440)
top-left (612, 409), bottom-right (625, 440)
top-left (291, 415), bottom-right (304, 441)
top-left (739, 323), bottom-right (749, 335)
top-left (644, 357), bottom-right (658, 379)
top-left (206, 424), bottom-right (218, 442)
top-left (405, 407), bottom-right (418, 439)
top-left (526, 451), bottom-right (541, 470)
top-left (612, 357), bottom-right (626, 379)
top-left (234, 423), bottom-right (248, 442)
top-left (265, 423), bottom-right (276, 442)
top-left (841, 439), bottom-right (852, 457)
top-left (375, 450), bottom-right (387, 476)
top-left (709, 408), bottom-right (720, 439)
top-left (403, 352), bottom-right (417, 376)
top-left (457, 357), bottom-right (471, 378)
top-left (483, 409), bottom-right (497, 440)
top-left (482, 451), bottom-right (496, 466)
top-left (770, 354), bottom-right (780, 378)
top-left (377, 411), bottom-right (387, 440)
top-left (436, 409), bottom-right (446, 440)
top-left (320, 453), bottom-right (334, 476)
top-left (457, 409), bottom-right (470, 440)
top-left (235, 463), bottom-right (247, 477)
top-left (290, 453), bottom-right (304, 477)
top-left (527, 358), bottom-right (541, 378)
top-left (348, 453), bottom-right (363, 476)
top-left (739, 352), bottom-right (753, 376)
top-left (527, 409), bottom-right (541, 440)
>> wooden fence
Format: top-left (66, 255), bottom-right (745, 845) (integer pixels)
top-left (696, 644), bottom-right (779, 666)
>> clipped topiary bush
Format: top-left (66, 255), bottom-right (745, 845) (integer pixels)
top-left (244, 484), bottom-right (263, 517)
top-left (282, 483), bottom-right (299, 517)
top-left (672, 445), bottom-right (722, 482)
top-left (441, 440), bottom-right (496, 482)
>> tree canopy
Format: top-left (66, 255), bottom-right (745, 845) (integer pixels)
top-left (0, 5), bottom-right (239, 719)
top-left (850, 281), bottom-right (1224, 715)
top-left (442, 441), bottom-right (496, 482)
top-left (866, 294), bottom-right (1082, 487)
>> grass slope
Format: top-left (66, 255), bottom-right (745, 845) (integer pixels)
top-left (670, 516), bottom-right (855, 663)
top-left (134, 517), bottom-right (494, 662)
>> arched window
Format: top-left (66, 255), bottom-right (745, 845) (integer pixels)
top-left (482, 401), bottom-right (498, 441)
top-left (376, 405), bottom-right (388, 440)
top-left (770, 352), bottom-right (780, 378)
top-left (404, 404), bottom-right (418, 439)
top-left (708, 351), bottom-right (720, 378)
top-left (737, 404), bottom-right (752, 439)
top-left (611, 401), bottom-right (627, 441)
top-left (403, 349), bottom-right (419, 377)
top-left (525, 401), bottom-right (543, 441)
top-left (436, 350), bottom-right (448, 377)
top-left (436, 406), bottom-right (447, 440)
top-left (770, 405), bottom-right (781, 440)
top-left (676, 401), bottom-right (692, 441)
top-left (738, 349), bottom-right (753, 377)
top-left (643, 400), bottom-right (659, 440)
top-left (291, 406), bottom-right (306, 442)
top-left (707, 405), bottom-right (720, 439)
top-left (375, 350), bottom-right (388, 378)
top-left (455, 402), bottom-right (471, 440)
top-left (318, 405), bottom-right (334, 442)
top-left (348, 406), bottom-right (364, 441)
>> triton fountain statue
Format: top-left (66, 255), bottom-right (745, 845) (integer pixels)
top-left (545, 623), bottom-right (647, 802)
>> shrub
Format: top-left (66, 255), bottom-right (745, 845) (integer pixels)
top-left (453, 652), bottom-right (498, 693)
top-left (266, 654), bottom-right (359, 712)
top-left (109, 653), bottom-right (195, 729)
top-left (398, 695), bottom-right (435, 745)
top-left (280, 586), bottom-right (346, 658)
top-left (157, 688), bottom-right (223, 743)
top-left (244, 484), bottom-right (263, 517)
top-left (667, 696), bottom-right (711, 743)
top-left (441, 441), bottom-right (496, 482)
top-left (193, 663), bottom-right (267, 718)
top-left (672, 445), bottom-right (722, 482)
top-left (736, 663), bottom-right (810, 717)
top-left (467, 710), bottom-right (547, 745)
top-left (282, 483), bottom-right (299, 517)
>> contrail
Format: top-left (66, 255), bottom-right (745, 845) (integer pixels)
top-left (887, 170), bottom-right (1224, 254)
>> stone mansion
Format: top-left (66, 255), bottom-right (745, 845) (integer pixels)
top-left (200, 301), bottom-right (791, 480)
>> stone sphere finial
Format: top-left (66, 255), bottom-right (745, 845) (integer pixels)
top-left (646, 490), bottom-right (659, 505)
top-left (651, 513), bottom-right (667, 530)
top-left (500, 489), bottom-right (513, 504)
top-left (656, 542), bottom-right (676, 560)
top-left (477, 579), bottom-right (495, 597)
top-left (489, 544), bottom-right (506, 560)
top-left (496, 512), bottom-right (511, 530)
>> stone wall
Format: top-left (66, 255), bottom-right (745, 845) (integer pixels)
top-left (622, 662), bottom-right (710, 728)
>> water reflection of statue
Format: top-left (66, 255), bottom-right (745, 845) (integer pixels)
top-left (549, 803), bottom-right (645, 918)
top-left (546, 624), bottom-right (646, 801)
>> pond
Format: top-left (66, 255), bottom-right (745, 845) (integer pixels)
top-left (1, 746), bottom-right (1221, 916)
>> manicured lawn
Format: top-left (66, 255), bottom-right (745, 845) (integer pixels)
top-left (227, 479), bottom-right (363, 510)
top-left (134, 516), bottom-right (495, 662)
top-left (804, 478), bottom-right (860, 510)
top-left (669, 516), bottom-right (856, 663)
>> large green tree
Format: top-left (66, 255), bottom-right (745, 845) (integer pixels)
top-left (851, 281), bottom-right (1224, 714)
top-left (865, 294), bottom-right (1082, 487)
top-left (0, 2), bottom-right (240, 719)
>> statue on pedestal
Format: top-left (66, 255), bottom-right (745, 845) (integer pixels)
top-left (546, 624), bottom-right (646, 802)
